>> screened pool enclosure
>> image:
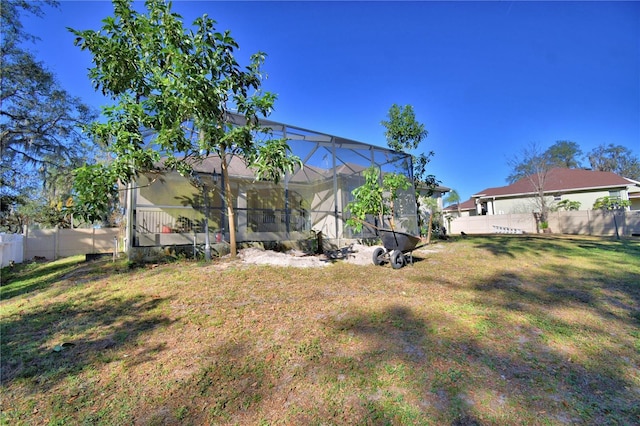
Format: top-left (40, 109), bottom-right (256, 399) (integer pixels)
top-left (124, 116), bottom-right (419, 251)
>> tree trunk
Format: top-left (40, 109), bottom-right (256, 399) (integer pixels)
top-left (537, 187), bottom-right (549, 225)
top-left (426, 212), bottom-right (433, 245)
top-left (202, 183), bottom-right (211, 261)
top-left (221, 155), bottom-right (237, 257)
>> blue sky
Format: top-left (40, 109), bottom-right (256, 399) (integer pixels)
top-left (22, 1), bottom-right (640, 202)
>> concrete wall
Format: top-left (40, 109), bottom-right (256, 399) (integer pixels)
top-left (448, 210), bottom-right (640, 236)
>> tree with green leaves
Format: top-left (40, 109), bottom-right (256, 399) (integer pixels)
top-left (593, 196), bottom-right (631, 240)
top-left (382, 104), bottom-right (428, 153)
top-left (444, 189), bottom-right (461, 216)
top-left (587, 144), bottom-right (640, 181)
top-left (382, 171), bottom-right (412, 229)
top-left (70, 0), bottom-right (300, 258)
top-left (555, 199), bottom-right (581, 211)
top-left (381, 104), bottom-right (436, 187)
top-left (545, 140), bottom-right (583, 169)
top-left (381, 104), bottom-right (438, 234)
top-left (346, 166), bottom-right (410, 233)
top-left (346, 167), bottom-right (384, 233)
top-left (1, 0), bottom-right (98, 231)
top-left (592, 196), bottom-right (630, 211)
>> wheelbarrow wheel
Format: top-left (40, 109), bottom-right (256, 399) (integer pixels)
top-left (390, 250), bottom-right (405, 269)
top-left (372, 247), bottom-right (386, 266)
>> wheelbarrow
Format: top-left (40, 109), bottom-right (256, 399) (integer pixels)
top-left (371, 228), bottom-right (425, 269)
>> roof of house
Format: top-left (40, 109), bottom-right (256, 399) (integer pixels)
top-left (443, 198), bottom-right (476, 212)
top-left (473, 168), bottom-right (635, 198)
top-left (416, 182), bottom-right (451, 194)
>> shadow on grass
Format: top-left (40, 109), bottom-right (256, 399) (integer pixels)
top-left (172, 297), bottom-right (638, 425)
top-left (467, 267), bottom-right (639, 423)
top-left (1, 293), bottom-right (172, 390)
top-left (325, 300), bottom-right (636, 424)
top-left (124, 236), bottom-right (638, 424)
top-left (6, 236), bottom-right (636, 424)
top-left (391, 238), bottom-right (640, 423)
top-left (468, 234), bottom-right (573, 258)
top-left (0, 257), bottom-right (134, 301)
top-left (471, 256), bottom-right (640, 326)
top-left (0, 259), bottom-right (84, 300)
top-left (160, 304), bottom-right (481, 425)
top-left (168, 236), bottom-right (639, 424)
top-left (328, 304), bottom-right (485, 425)
top-left (470, 234), bottom-right (640, 260)
top-left (469, 235), bottom-right (640, 313)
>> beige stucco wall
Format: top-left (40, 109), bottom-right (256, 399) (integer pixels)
top-left (491, 196), bottom-right (554, 215)
top-left (448, 210), bottom-right (640, 236)
top-left (444, 209), bottom-right (474, 218)
top-left (487, 188), bottom-right (626, 215)
top-left (24, 228), bottom-right (121, 260)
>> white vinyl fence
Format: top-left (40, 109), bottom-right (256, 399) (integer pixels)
top-left (448, 210), bottom-right (640, 236)
top-left (0, 233), bottom-right (24, 267)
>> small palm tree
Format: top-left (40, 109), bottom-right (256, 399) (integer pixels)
top-left (445, 189), bottom-right (461, 216)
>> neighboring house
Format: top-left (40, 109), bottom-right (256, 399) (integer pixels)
top-left (416, 184), bottom-right (451, 211)
top-left (442, 198), bottom-right (477, 217)
top-left (122, 116), bottom-right (423, 254)
top-left (444, 168), bottom-right (640, 217)
top-left (629, 187), bottom-right (640, 211)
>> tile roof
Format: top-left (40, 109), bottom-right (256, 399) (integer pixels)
top-left (473, 168), bottom-right (633, 198)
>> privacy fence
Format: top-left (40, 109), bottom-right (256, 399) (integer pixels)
top-left (0, 228), bottom-right (121, 267)
top-left (447, 210), bottom-right (640, 237)
top-left (0, 233), bottom-right (24, 268)
top-left (2, 211), bottom-right (638, 267)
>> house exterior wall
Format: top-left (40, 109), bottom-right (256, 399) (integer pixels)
top-left (443, 207), bottom-right (475, 217)
top-left (490, 196), bottom-right (554, 215)
top-left (482, 188), bottom-right (627, 215)
top-left (422, 188), bottom-right (448, 211)
top-left (554, 189), bottom-right (626, 210)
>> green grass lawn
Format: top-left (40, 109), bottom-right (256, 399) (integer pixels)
top-left (1, 235), bottom-right (639, 425)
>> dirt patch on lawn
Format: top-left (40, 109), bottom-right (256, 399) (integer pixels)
top-left (236, 243), bottom-right (444, 268)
